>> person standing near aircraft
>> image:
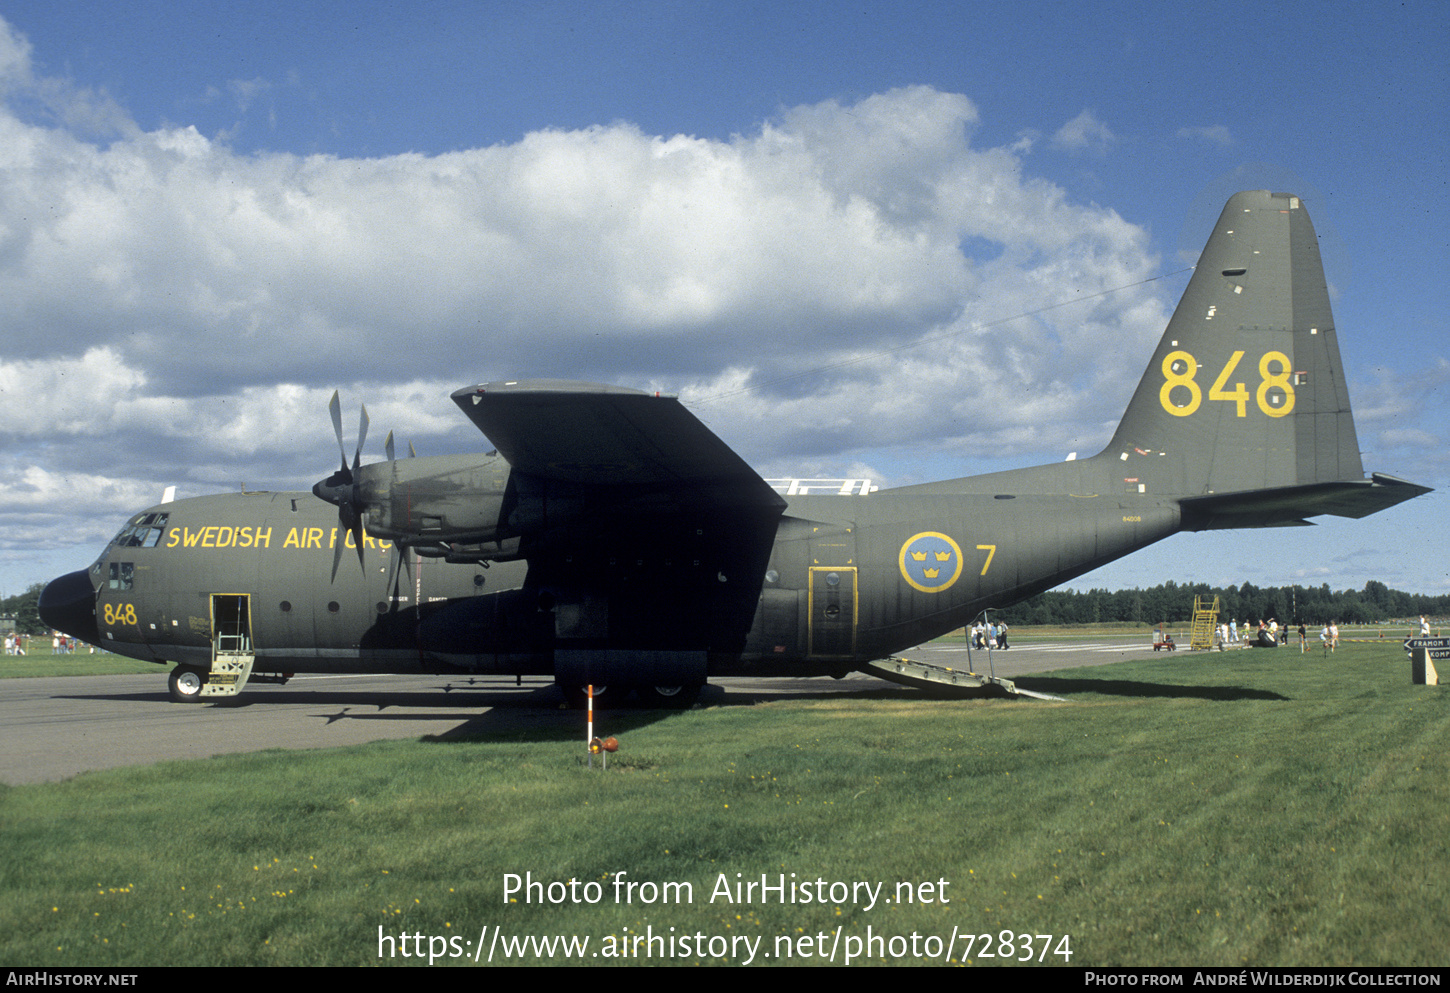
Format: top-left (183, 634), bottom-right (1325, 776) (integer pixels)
top-left (1421, 615), bottom-right (1431, 637)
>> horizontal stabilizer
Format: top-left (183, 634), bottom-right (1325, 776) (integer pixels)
top-left (1179, 473), bottom-right (1432, 531)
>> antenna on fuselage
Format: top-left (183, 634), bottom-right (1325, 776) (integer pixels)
top-left (161, 486), bottom-right (176, 504)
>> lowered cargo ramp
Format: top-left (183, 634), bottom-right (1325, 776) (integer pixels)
top-left (865, 656), bottom-right (1065, 701)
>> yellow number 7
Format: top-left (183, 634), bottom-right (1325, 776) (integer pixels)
top-left (976, 544), bottom-right (996, 575)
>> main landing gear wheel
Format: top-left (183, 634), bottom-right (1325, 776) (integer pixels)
top-left (638, 684), bottom-right (702, 709)
top-left (168, 665), bottom-right (207, 703)
top-left (558, 683), bottom-right (627, 710)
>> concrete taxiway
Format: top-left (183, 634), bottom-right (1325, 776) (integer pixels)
top-left (0, 637), bottom-right (1170, 784)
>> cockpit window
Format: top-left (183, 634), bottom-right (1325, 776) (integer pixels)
top-left (91, 513), bottom-right (170, 575)
top-left (108, 561), bottom-right (134, 590)
top-left (120, 513), bottom-right (169, 548)
top-left (112, 514), bottom-right (170, 549)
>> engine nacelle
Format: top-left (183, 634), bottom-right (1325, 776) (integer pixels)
top-left (349, 453), bottom-right (599, 563)
top-left (356, 453), bottom-right (512, 547)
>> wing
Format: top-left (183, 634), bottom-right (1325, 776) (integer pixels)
top-left (450, 381), bottom-right (786, 661)
top-left (451, 380), bottom-right (785, 511)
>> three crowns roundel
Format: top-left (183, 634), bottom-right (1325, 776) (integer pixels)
top-left (898, 532), bottom-right (964, 593)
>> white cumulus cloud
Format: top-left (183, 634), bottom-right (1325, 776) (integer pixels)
top-left (1051, 109), bottom-right (1116, 155)
top-left (0, 17), bottom-right (1179, 583)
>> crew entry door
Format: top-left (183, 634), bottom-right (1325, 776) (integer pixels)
top-left (204, 594), bottom-right (255, 698)
top-left (211, 594), bottom-right (252, 659)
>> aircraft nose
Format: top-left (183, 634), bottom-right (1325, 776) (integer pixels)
top-left (38, 570), bottom-right (100, 644)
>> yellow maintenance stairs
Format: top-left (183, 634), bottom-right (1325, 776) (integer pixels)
top-left (1189, 595), bottom-right (1221, 651)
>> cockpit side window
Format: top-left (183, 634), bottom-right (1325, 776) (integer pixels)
top-left (108, 561), bottom-right (134, 590)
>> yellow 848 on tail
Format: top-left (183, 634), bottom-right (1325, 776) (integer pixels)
top-left (1160, 349), bottom-right (1295, 418)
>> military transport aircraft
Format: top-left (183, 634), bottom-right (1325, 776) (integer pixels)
top-left (38, 191), bottom-right (1430, 706)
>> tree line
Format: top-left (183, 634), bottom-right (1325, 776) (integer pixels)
top-left (992, 579), bottom-right (1446, 627)
top-left (0, 583), bottom-right (46, 634)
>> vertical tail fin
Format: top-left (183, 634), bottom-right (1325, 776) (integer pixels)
top-left (1103, 190), bottom-right (1428, 524)
top-left (1107, 191), bottom-right (1356, 491)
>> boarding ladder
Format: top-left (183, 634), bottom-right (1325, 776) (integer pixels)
top-left (202, 594), bottom-right (256, 698)
top-left (1189, 595), bottom-right (1220, 651)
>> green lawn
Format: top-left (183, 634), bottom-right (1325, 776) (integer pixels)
top-left (0, 643), bottom-right (156, 678)
top-left (0, 640), bottom-right (1444, 966)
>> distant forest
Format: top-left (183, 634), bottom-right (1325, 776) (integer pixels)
top-left (1, 583), bottom-right (45, 634)
top-left (992, 580), bottom-right (1448, 627)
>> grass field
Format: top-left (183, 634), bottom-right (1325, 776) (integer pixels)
top-left (1, 639), bottom-right (1445, 967)
top-left (0, 648), bottom-right (156, 678)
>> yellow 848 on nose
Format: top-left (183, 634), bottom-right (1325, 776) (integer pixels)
top-left (102, 603), bottom-right (138, 626)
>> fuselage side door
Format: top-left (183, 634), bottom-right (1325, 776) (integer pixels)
top-left (210, 594), bottom-right (252, 659)
top-left (204, 593), bottom-right (255, 697)
top-left (806, 526), bottom-right (857, 658)
top-left (808, 567), bottom-right (857, 658)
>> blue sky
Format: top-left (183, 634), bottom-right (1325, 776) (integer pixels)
top-left (1, 0), bottom-right (1446, 600)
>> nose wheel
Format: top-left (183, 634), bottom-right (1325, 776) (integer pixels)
top-left (168, 665), bottom-right (207, 703)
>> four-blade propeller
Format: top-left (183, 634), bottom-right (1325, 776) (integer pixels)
top-left (312, 391), bottom-right (371, 582)
top-left (312, 392), bottom-right (416, 591)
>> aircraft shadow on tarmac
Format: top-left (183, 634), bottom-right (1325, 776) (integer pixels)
top-left (51, 675), bottom-right (1287, 752)
top-left (57, 684), bottom-right (561, 711)
top-left (414, 679), bottom-right (1292, 742)
top-left (414, 682), bottom-right (922, 741)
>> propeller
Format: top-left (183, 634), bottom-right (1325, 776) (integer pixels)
top-left (383, 429), bottom-right (417, 462)
top-left (312, 391), bottom-right (370, 582)
top-left (314, 394), bottom-right (423, 592)
top-left (379, 430), bottom-right (417, 606)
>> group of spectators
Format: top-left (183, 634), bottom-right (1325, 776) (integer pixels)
top-left (51, 633), bottom-right (84, 654)
top-left (2, 632), bottom-right (90, 655)
top-left (969, 621), bottom-right (1009, 650)
top-left (1215, 618), bottom-right (1339, 651)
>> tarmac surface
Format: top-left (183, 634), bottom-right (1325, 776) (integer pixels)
top-left (0, 637), bottom-right (1174, 784)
